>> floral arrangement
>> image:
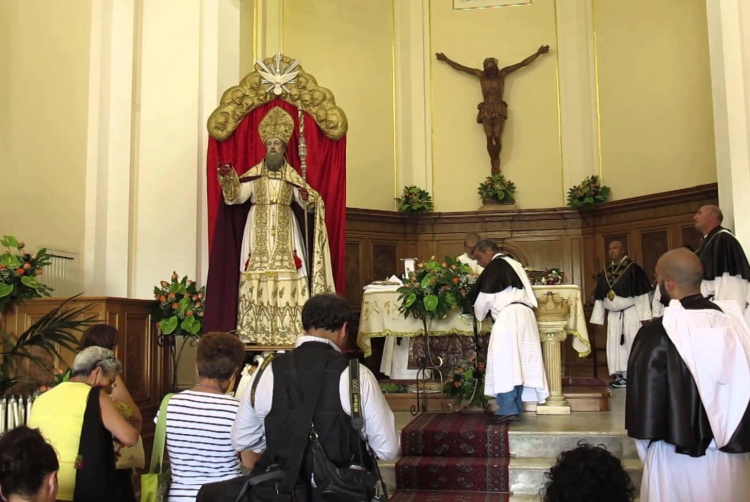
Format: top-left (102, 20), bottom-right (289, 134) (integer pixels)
top-left (396, 185), bottom-right (434, 215)
top-left (151, 272), bottom-right (206, 337)
top-left (478, 174), bottom-right (516, 204)
top-left (540, 268), bottom-right (563, 285)
top-left (397, 256), bottom-right (478, 321)
top-left (566, 175), bottom-right (611, 210)
top-left (443, 358), bottom-right (486, 407)
top-left (0, 236), bottom-right (53, 312)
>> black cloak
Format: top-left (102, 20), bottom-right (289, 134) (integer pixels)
top-left (593, 258), bottom-right (653, 301)
top-left (695, 226), bottom-right (750, 281)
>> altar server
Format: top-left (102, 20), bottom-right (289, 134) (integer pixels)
top-left (626, 248), bottom-right (750, 502)
top-left (457, 232), bottom-right (484, 274)
top-left (472, 239), bottom-right (548, 424)
top-left (590, 241), bottom-right (652, 388)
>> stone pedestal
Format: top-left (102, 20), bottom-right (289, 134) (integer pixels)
top-left (536, 319), bottom-right (571, 415)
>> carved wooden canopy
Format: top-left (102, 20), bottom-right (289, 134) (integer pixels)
top-left (207, 53), bottom-right (348, 142)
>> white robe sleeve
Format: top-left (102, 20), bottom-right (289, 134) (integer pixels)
top-left (590, 299), bottom-right (605, 325)
top-left (292, 186), bottom-right (317, 213)
top-left (225, 178), bottom-right (254, 205)
top-left (635, 293), bottom-right (653, 321)
top-left (473, 291), bottom-right (495, 322)
top-left (713, 273), bottom-right (750, 310)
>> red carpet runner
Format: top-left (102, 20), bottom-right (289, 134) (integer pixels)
top-left (394, 412), bottom-right (511, 498)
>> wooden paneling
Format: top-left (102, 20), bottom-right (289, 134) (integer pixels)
top-left (346, 183), bottom-right (719, 378)
top-left (682, 226), bottom-right (703, 252)
top-left (641, 230), bottom-right (670, 283)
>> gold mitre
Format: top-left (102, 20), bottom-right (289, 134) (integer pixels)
top-left (259, 107), bottom-right (294, 144)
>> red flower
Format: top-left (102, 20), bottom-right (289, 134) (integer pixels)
top-left (36, 268), bottom-right (43, 275)
top-left (23, 263), bottom-right (32, 270)
top-left (0, 265), bottom-right (5, 270)
top-left (441, 262), bottom-right (447, 267)
top-left (168, 292), bottom-right (175, 299)
top-left (16, 268), bottom-right (24, 275)
top-left (452, 277), bottom-right (459, 284)
top-left (198, 293), bottom-right (204, 299)
top-left (456, 367), bottom-right (464, 373)
top-left (194, 301), bottom-right (202, 308)
top-left (186, 311), bottom-right (194, 317)
top-left (171, 303), bottom-right (179, 309)
top-left (454, 381), bottom-right (461, 388)
top-left (159, 295), bottom-right (167, 302)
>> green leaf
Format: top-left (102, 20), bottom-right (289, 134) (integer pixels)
top-left (3, 236), bottom-right (19, 248)
top-left (0, 283), bottom-right (12, 298)
top-left (21, 276), bottom-right (42, 289)
top-left (178, 297), bottom-right (190, 311)
top-left (169, 282), bottom-right (183, 293)
top-left (0, 254), bottom-right (21, 268)
top-left (420, 274), bottom-right (434, 288)
top-left (187, 320), bottom-right (201, 335)
top-left (161, 316), bottom-right (179, 335)
top-left (584, 196), bottom-right (594, 204)
top-left (423, 295), bottom-right (438, 311)
top-left (181, 316), bottom-right (196, 331)
top-left (403, 293), bottom-right (417, 308)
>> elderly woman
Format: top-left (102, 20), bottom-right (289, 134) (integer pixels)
top-left (164, 332), bottom-right (245, 501)
top-left (0, 426), bottom-right (59, 502)
top-left (27, 347), bottom-right (138, 501)
top-left (80, 324), bottom-right (142, 501)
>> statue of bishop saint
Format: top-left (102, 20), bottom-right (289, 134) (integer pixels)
top-left (217, 106), bottom-right (335, 345)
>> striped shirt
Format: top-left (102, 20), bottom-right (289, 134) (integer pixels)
top-left (164, 390), bottom-right (242, 501)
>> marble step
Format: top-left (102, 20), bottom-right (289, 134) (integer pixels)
top-left (509, 432), bottom-right (638, 459)
top-left (379, 455), bottom-right (641, 497)
top-left (509, 456), bottom-right (642, 496)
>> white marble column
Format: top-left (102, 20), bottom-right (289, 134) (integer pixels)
top-left (706, 0), bottom-right (750, 250)
top-left (536, 320), bottom-right (571, 415)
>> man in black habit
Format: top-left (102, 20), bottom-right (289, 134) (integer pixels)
top-left (590, 240), bottom-right (652, 388)
top-left (626, 248), bottom-right (750, 502)
top-left (653, 205), bottom-right (750, 321)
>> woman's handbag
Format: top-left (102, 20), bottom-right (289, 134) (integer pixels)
top-left (141, 393), bottom-right (174, 502)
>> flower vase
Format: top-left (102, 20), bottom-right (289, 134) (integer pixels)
top-left (478, 199), bottom-right (517, 211)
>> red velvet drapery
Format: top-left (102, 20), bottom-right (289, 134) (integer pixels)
top-left (206, 99), bottom-right (346, 292)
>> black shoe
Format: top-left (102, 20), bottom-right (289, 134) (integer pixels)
top-left (488, 414), bottom-right (520, 424)
top-left (608, 377), bottom-right (626, 389)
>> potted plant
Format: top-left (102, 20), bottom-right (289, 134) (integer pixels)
top-left (443, 358), bottom-right (488, 411)
top-left (1, 297), bottom-right (96, 396)
top-left (478, 174), bottom-right (516, 209)
top-left (0, 236), bottom-right (54, 314)
top-left (151, 272), bottom-right (206, 392)
top-left (396, 185), bottom-right (434, 215)
top-left (567, 175), bottom-right (611, 210)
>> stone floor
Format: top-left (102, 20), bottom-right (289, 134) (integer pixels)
top-left (381, 388), bottom-right (641, 501)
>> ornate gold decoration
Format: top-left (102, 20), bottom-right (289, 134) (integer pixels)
top-left (218, 166), bottom-right (240, 201)
top-left (207, 53), bottom-right (348, 141)
top-left (534, 291), bottom-right (571, 322)
top-left (259, 107), bottom-right (294, 144)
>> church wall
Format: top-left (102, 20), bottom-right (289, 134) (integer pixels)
top-left (280, 0), bottom-right (397, 211)
top-left (594, 0), bottom-right (717, 200)
top-left (430, 0), bottom-right (562, 211)
top-left (0, 0), bottom-right (93, 257)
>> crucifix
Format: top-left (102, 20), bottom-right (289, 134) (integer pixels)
top-left (435, 45), bottom-right (550, 175)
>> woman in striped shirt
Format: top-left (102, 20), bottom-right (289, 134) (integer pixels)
top-left (164, 332), bottom-right (245, 501)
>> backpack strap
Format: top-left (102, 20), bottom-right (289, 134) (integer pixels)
top-left (250, 353), bottom-right (275, 408)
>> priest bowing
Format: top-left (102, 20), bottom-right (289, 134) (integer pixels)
top-left (472, 240), bottom-right (549, 424)
top-left (590, 240), bottom-right (652, 388)
top-left (626, 248), bottom-right (750, 502)
top-left (216, 106), bottom-right (335, 345)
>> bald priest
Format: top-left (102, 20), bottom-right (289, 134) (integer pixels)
top-left (627, 248), bottom-right (750, 502)
top-left (590, 240), bottom-right (652, 388)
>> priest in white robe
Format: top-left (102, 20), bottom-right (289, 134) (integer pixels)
top-left (590, 240), bottom-right (652, 388)
top-left (627, 248), bottom-right (750, 502)
top-left (457, 232), bottom-right (484, 274)
top-left (471, 239), bottom-right (548, 424)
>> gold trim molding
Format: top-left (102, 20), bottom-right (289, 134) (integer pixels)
top-left (207, 53), bottom-right (348, 142)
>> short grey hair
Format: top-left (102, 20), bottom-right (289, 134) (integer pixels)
top-left (71, 347), bottom-right (121, 378)
top-left (474, 239), bottom-right (499, 254)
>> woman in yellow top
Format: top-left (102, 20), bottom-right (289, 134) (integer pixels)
top-left (27, 347), bottom-right (139, 501)
top-left (79, 324), bottom-right (143, 502)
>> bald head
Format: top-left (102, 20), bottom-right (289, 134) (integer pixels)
top-left (656, 248), bottom-right (704, 301)
top-left (608, 240), bottom-right (626, 262)
top-left (693, 205), bottom-right (723, 235)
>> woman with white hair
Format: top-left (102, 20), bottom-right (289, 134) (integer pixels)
top-left (28, 347), bottom-right (139, 501)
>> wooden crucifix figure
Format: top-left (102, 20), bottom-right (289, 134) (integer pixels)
top-left (435, 45), bottom-right (550, 175)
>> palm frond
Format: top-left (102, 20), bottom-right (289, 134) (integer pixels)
top-left (0, 295), bottom-right (99, 395)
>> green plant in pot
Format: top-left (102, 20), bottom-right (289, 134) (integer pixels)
top-left (396, 185), bottom-right (434, 215)
top-left (478, 174), bottom-right (516, 205)
top-left (0, 235), bottom-right (54, 313)
top-left (567, 175), bottom-right (611, 210)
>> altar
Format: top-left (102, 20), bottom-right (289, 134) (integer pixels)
top-left (358, 284), bottom-right (592, 412)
